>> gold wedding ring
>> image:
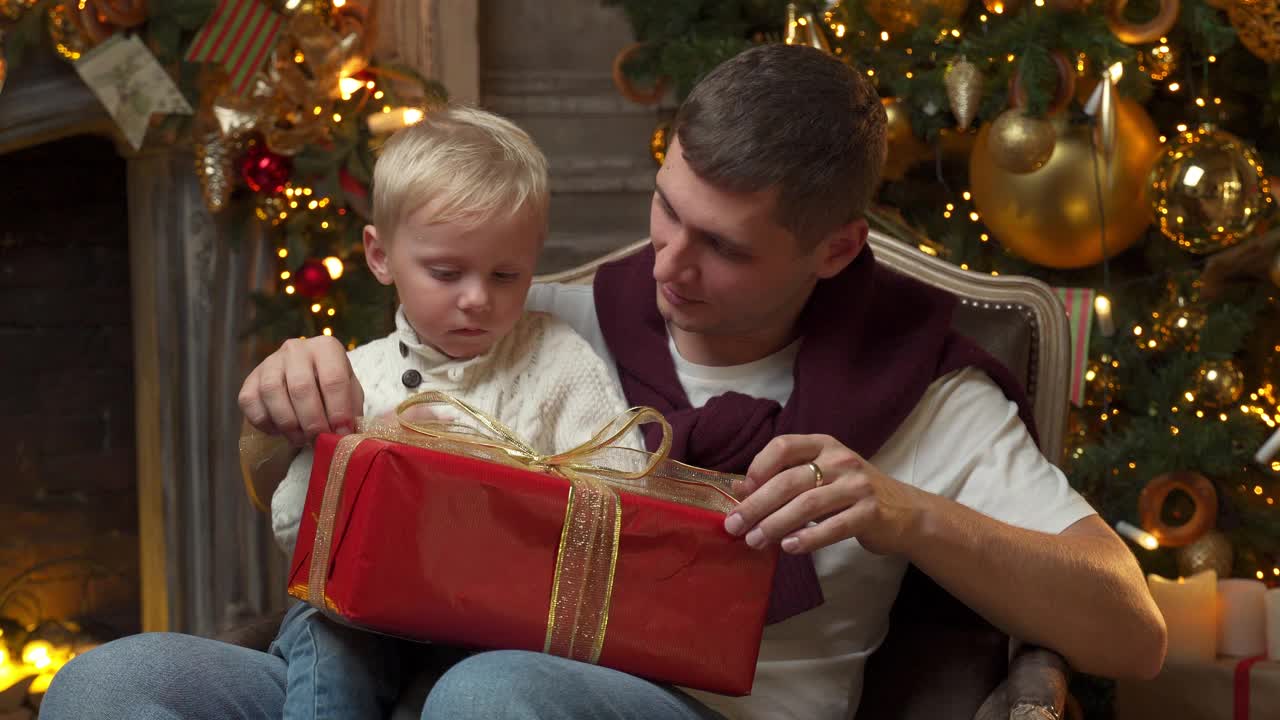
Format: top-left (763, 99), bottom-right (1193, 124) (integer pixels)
top-left (807, 461), bottom-right (824, 488)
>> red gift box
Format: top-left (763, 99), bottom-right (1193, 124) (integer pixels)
top-left (287, 404), bottom-right (778, 696)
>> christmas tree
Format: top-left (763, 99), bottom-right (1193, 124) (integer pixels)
top-left (606, 1), bottom-right (1280, 706)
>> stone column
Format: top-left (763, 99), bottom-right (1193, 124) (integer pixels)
top-left (479, 0), bottom-right (658, 272)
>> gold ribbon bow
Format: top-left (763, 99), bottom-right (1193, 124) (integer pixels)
top-left (305, 391), bottom-right (741, 664)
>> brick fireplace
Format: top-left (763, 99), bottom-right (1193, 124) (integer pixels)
top-left (0, 48), bottom-right (289, 659)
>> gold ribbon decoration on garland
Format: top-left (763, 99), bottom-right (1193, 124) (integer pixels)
top-left (305, 391), bottom-right (741, 664)
top-left (205, 8), bottom-right (370, 156)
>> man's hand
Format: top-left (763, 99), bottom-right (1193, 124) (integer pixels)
top-left (723, 433), bottom-right (931, 556)
top-left (237, 336), bottom-right (364, 447)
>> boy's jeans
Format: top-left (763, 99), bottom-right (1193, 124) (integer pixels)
top-left (268, 602), bottom-right (403, 719)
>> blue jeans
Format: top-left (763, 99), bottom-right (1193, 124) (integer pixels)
top-left (269, 602), bottom-right (403, 719)
top-left (40, 629), bottom-right (722, 719)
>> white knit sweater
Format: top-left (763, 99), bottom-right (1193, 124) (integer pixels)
top-left (271, 306), bottom-right (641, 554)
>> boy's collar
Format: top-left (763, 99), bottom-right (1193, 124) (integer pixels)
top-left (394, 306), bottom-right (491, 372)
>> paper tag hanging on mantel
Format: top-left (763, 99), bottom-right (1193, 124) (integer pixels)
top-left (74, 34), bottom-right (193, 151)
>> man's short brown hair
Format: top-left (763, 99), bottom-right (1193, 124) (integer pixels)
top-left (673, 44), bottom-right (887, 248)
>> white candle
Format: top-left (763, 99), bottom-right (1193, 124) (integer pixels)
top-left (1265, 587), bottom-right (1280, 660)
top-left (1256, 426), bottom-right (1280, 467)
top-left (1218, 578), bottom-right (1267, 657)
top-left (1148, 570), bottom-right (1218, 664)
top-left (1115, 521), bottom-right (1158, 550)
top-left (1094, 295), bottom-right (1116, 337)
top-left (366, 107), bottom-right (427, 135)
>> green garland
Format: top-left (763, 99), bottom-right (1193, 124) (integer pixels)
top-left (2, 0), bottom-right (447, 348)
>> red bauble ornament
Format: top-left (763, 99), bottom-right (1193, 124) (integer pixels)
top-left (239, 143), bottom-right (292, 194)
top-left (294, 259), bottom-right (333, 299)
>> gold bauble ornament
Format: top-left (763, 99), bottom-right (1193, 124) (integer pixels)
top-left (1150, 126), bottom-right (1271, 255)
top-left (986, 109), bottom-right (1056, 174)
top-left (1147, 280), bottom-right (1206, 352)
top-left (882, 97), bottom-right (929, 181)
top-left (944, 57), bottom-right (983, 131)
top-left (866, 0), bottom-right (968, 33)
top-left (1192, 358), bottom-right (1245, 408)
top-left (650, 121), bottom-right (670, 166)
top-left (970, 99), bottom-right (1161, 269)
top-left (1176, 530), bottom-right (1233, 577)
top-left (1138, 42), bottom-right (1177, 82)
top-left (1229, 0), bottom-right (1280, 63)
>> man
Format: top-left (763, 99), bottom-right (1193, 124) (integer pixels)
top-left (42, 44), bottom-right (1165, 720)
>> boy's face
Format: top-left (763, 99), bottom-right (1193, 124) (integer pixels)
top-left (649, 138), bottom-right (855, 348)
top-left (365, 202), bottom-right (543, 359)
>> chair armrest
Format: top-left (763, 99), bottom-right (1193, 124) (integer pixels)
top-left (239, 419), bottom-right (298, 513)
top-left (974, 645), bottom-right (1071, 720)
top-left (213, 610), bottom-right (288, 652)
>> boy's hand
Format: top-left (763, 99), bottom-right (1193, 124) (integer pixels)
top-left (238, 336), bottom-right (364, 447)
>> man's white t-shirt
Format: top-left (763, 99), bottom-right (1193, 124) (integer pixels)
top-left (527, 283), bottom-right (1096, 720)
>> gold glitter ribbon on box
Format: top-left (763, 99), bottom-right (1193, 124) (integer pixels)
top-left (305, 391), bottom-right (741, 664)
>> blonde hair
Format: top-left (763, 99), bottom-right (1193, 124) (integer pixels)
top-left (372, 105), bottom-right (549, 238)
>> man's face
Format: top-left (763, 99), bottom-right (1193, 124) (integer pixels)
top-left (649, 138), bottom-right (827, 348)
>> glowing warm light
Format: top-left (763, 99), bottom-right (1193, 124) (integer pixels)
top-left (323, 256), bottom-right (345, 280)
top-left (323, 327), bottom-right (334, 336)
top-left (338, 76), bottom-right (364, 99)
top-left (23, 642), bottom-right (53, 671)
top-left (1115, 521), bottom-right (1160, 550)
top-left (29, 672), bottom-right (54, 694)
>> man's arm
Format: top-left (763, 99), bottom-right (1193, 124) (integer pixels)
top-left (727, 431), bottom-right (1166, 682)
top-left (909, 498), bottom-right (1167, 679)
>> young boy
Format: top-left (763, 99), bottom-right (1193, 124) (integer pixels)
top-left (268, 106), bottom-right (640, 719)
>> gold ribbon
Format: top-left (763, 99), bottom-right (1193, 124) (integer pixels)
top-left (305, 391), bottom-right (741, 664)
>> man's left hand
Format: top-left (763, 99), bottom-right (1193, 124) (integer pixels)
top-left (723, 434), bottom-right (932, 556)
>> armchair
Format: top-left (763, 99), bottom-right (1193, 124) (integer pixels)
top-left (229, 229), bottom-right (1080, 719)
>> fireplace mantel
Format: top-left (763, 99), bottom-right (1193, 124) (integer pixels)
top-left (0, 50), bottom-right (286, 636)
